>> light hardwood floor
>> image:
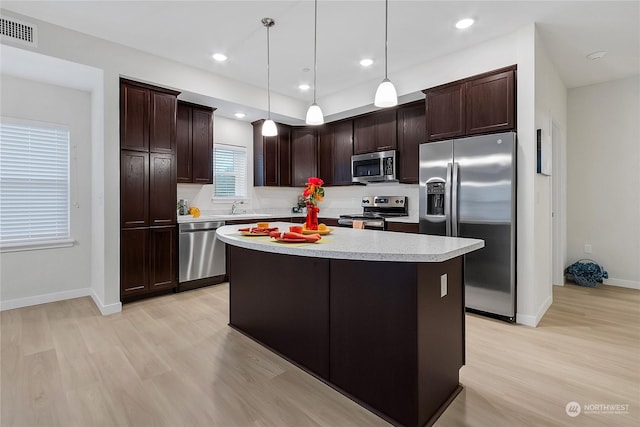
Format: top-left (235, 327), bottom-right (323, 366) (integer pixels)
top-left (1, 283), bottom-right (638, 427)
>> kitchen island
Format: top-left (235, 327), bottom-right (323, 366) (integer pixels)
top-left (216, 223), bottom-right (483, 427)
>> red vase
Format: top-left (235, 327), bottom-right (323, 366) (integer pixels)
top-left (306, 203), bottom-right (319, 230)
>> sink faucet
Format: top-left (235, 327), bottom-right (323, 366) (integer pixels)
top-left (231, 200), bottom-right (244, 214)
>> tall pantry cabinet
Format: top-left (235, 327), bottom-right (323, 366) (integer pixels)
top-left (120, 79), bottom-right (179, 300)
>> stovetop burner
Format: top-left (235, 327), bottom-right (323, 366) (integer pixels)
top-left (339, 196), bottom-right (409, 220)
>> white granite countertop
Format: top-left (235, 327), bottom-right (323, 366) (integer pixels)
top-left (216, 221), bottom-right (483, 263)
top-left (178, 212), bottom-right (419, 224)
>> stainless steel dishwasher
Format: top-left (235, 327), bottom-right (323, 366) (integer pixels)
top-left (178, 220), bottom-right (226, 291)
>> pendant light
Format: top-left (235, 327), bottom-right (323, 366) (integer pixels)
top-left (262, 17), bottom-right (278, 136)
top-left (305, 0), bottom-right (324, 125)
top-left (374, 0), bottom-right (398, 108)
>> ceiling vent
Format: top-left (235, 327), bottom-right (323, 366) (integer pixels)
top-left (1, 16), bottom-right (38, 47)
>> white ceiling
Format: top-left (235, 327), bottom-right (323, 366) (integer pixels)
top-left (2, 1), bottom-right (639, 115)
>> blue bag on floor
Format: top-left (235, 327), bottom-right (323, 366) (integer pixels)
top-left (565, 259), bottom-right (608, 287)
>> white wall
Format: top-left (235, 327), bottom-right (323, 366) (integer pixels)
top-left (531, 30), bottom-right (568, 322)
top-left (567, 76), bottom-right (640, 288)
top-left (0, 75), bottom-right (93, 307)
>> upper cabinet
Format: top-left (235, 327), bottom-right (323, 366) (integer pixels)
top-left (120, 79), bottom-right (179, 153)
top-left (318, 120), bottom-right (353, 186)
top-left (176, 101), bottom-right (215, 184)
top-left (423, 66), bottom-right (516, 142)
top-left (291, 128), bottom-right (317, 187)
top-left (253, 121), bottom-right (291, 187)
top-left (397, 102), bottom-right (426, 183)
top-left (353, 109), bottom-right (397, 154)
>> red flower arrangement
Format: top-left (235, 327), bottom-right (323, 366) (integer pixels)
top-left (302, 177), bottom-right (324, 230)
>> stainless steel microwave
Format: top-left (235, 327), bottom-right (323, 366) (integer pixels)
top-left (351, 150), bottom-right (397, 183)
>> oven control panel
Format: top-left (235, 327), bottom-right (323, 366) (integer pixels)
top-left (361, 196), bottom-right (406, 207)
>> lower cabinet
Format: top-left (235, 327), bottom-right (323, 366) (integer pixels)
top-left (121, 226), bottom-right (176, 298)
top-left (386, 222), bottom-right (419, 233)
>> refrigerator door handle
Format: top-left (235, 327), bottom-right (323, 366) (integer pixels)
top-left (445, 163), bottom-right (452, 236)
top-left (452, 162), bottom-right (459, 237)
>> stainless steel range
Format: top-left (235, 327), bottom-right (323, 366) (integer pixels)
top-left (338, 196), bottom-right (408, 230)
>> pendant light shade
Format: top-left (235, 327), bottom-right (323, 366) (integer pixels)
top-left (262, 119), bottom-right (278, 136)
top-left (305, 103), bottom-right (324, 125)
top-left (305, 0), bottom-right (324, 125)
top-left (374, 0), bottom-right (398, 108)
top-left (374, 78), bottom-right (398, 108)
top-left (261, 17), bottom-right (278, 136)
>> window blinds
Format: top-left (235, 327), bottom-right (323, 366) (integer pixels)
top-left (0, 118), bottom-right (70, 245)
top-left (213, 144), bottom-right (247, 198)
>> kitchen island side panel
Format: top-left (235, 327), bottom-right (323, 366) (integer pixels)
top-left (330, 260), bottom-right (419, 427)
top-left (228, 246), bottom-right (330, 378)
top-left (417, 257), bottom-right (464, 426)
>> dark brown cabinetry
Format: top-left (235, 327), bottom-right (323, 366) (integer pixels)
top-left (176, 101), bottom-right (214, 183)
top-left (353, 109), bottom-right (397, 154)
top-left (318, 120), bottom-right (353, 186)
top-left (396, 102), bottom-right (426, 183)
top-left (120, 79), bottom-right (179, 301)
top-left (291, 128), bottom-right (317, 187)
top-left (252, 120), bottom-right (291, 187)
top-left (423, 66), bottom-right (516, 142)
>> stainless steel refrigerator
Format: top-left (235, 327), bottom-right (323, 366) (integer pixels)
top-left (419, 132), bottom-right (516, 322)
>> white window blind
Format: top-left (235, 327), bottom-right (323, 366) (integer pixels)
top-left (0, 117), bottom-right (70, 246)
top-left (213, 144), bottom-right (247, 198)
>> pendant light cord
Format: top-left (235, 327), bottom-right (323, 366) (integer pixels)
top-left (266, 24), bottom-right (272, 119)
top-left (313, 0), bottom-right (318, 104)
top-left (384, 0), bottom-right (389, 79)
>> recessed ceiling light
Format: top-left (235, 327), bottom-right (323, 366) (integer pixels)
top-left (455, 18), bottom-right (475, 29)
top-left (360, 58), bottom-right (374, 67)
top-left (234, 112), bottom-right (246, 119)
top-left (299, 84), bottom-right (311, 91)
top-left (212, 53), bottom-right (228, 62)
top-left (587, 51), bottom-right (607, 60)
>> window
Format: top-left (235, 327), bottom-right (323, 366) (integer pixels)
top-left (213, 144), bottom-right (247, 198)
top-left (0, 117), bottom-right (72, 250)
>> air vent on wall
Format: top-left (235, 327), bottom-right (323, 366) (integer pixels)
top-left (1, 16), bottom-right (38, 47)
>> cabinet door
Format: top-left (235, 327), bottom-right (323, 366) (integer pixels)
top-left (253, 123), bottom-right (265, 186)
top-left (120, 83), bottom-right (149, 152)
top-left (292, 128), bottom-right (317, 187)
top-left (353, 114), bottom-right (376, 154)
top-left (278, 126), bottom-right (292, 187)
top-left (149, 153), bottom-right (176, 226)
top-left (149, 91), bottom-right (177, 153)
top-left (374, 109), bottom-right (397, 151)
top-left (332, 120), bottom-right (354, 186)
top-left (317, 125), bottom-right (333, 185)
top-left (149, 226), bottom-right (176, 290)
top-left (191, 108), bottom-right (213, 184)
top-left (120, 150), bottom-right (149, 227)
top-left (397, 103), bottom-right (426, 183)
top-left (176, 103), bottom-right (192, 182)
top-left (425, 83), bottom-right (465, 141)
top-left (121, 228), bottom-right (149, 296)
top-left (264, 135), bottom-right (279, 186)
top-left (465, 70), bottom-right (515, 135)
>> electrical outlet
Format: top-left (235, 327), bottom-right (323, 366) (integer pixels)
top-left (440, 274), bottom-right (447, 298)
top-left (584, 244), bottom-right (592, 254)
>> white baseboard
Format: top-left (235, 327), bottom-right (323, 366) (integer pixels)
top-left (516, 294), bottom-right (553, 327)
top-left (604, 278), bottom-right (640, 290)
top-left (1, 288), bottom-right (91, 311)
top-left (0, 287), bottom-right (122, 315)
top-left (90, 290), bottom-right (122, 315)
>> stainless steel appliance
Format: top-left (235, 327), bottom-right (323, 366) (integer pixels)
top-left (419, 132), bottom-right (516, 322)
top-left (351, 150), bottom-right (397, 183)
top-left (178, 220), bottom-right (226, 291)
top-left (338, 196), bottom-right (408, 230)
